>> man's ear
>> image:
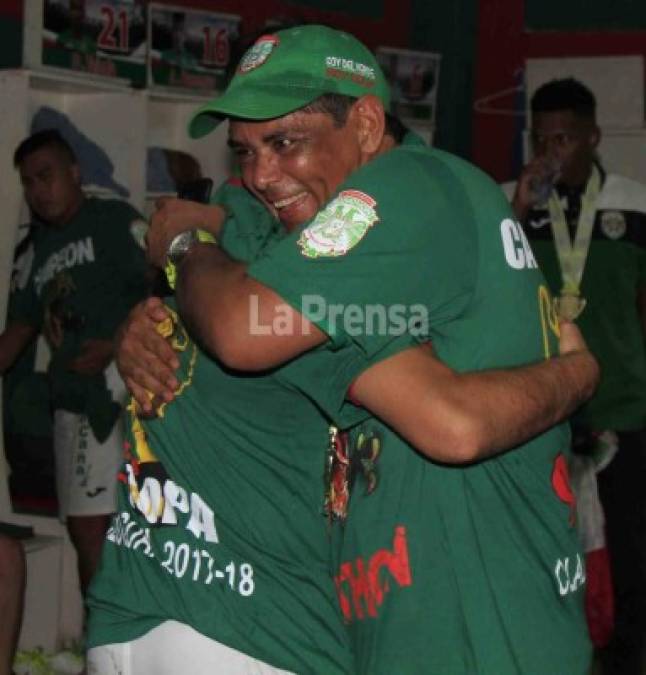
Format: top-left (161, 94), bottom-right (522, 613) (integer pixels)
top-left (350, 95), bottom-right (386, 155)
top-left (71, 162), bottom-right (82, 185)
top-left (589, 124), bottom-right (601, 151)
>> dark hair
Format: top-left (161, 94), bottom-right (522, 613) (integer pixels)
top-left (303, 93), bottom-right (408, 143)
top-left (13, 129), bottom-right (77, 168)
top-left (531, 78), bottom-right (596, 120)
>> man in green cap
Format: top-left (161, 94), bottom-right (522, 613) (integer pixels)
top-left (99, 25), bottom-right (595, 674)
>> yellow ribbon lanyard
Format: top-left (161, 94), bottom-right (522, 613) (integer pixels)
top-left (547, 165), bottom-right (601, 298)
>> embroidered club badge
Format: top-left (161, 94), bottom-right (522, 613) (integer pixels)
top-left (600, 210), bottom-right (626, 240)
top-left (298, 189), bottom-right (378, 258)
top-left (238, 35), bottom-right (279, 73)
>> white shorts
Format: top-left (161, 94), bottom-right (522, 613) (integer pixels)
top-left (54, 362), bottom-right (125, 520)
top-left (86, 620), bottom-right (295, 675)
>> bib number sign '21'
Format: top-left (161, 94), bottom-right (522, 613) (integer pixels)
top-left (148, 4), bottom-right (240, 92)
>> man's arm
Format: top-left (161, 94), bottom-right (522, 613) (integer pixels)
top-left (350, 322), bottom-right (599, 464)
top-left (637, 286), bottom-right (646, 341)
top-left (148, 198), bottom-right (228, 246)
top-left (145, 199), bottom-right (315, 371)
top-left (114, 298), bottom-right (179, 414)
top-left (174, 245), bottom-right (324, 370)
top-left (0, 322), bottom-right (38, 374)
top-left (0, 535), bottom-right (25, 674)
top-left (116, 300), bottom-right (598, 460)
top-left (114, 289), bottom-right (321, 415)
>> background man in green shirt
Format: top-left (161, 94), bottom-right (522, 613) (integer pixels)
top-left (0, 129), bottom-right (149, 596)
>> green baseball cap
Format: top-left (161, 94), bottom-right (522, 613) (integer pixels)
top-left (188, 24), bottom-right (391, 139)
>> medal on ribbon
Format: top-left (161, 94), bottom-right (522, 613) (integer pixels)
top-left (554, 292), bottom-right (587, 322)
top-left (547, 165), bottom-right (601, 322)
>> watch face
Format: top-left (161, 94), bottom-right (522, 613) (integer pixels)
top-left (167, 230), bottom-right (198, 266)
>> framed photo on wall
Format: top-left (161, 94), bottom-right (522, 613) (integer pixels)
top-left (25, 0), bottom-right (148, 85)
top-left (376, 47), bottom-right (441, 123)
top-left (148, 4), bottom-right (240, 93)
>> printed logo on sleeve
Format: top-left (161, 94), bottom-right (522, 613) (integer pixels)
top-left (297, 189), bottom-right (379, 258)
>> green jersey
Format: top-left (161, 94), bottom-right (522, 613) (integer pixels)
top-left (87, 184), bottom-right (362, 674)
top-left (248, 136), bottom-right (591, 673)
top-left (10, 197), bottom-right (148, 440)
top-left (4, 224), bottom-right (52, 439)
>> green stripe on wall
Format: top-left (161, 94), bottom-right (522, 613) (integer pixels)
top-left (0, 16), bottom-right (23, 67)
top-left (286, 0), bottom-right (384, 19)
top-left (526, 0), bottom-right (646, 30)
top-left (410, 0), bottom-right (477, 160)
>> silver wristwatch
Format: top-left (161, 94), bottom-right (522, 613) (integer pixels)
top-left (166, 229), bottom-right (201, 267)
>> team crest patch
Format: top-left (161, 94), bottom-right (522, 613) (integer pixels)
top-left (600, 210), bottom-right (626, 240)
top-left (298, 189), bottom-right (378, 258)
top-left (238, 35), bottom-right (279, 73)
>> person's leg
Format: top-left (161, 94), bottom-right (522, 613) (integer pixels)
top-left (0, 535), bottom-right (25, 675)
top-left (54, 407), bottom-right (122, 597)
top-left (597, 429), bottom-right (646, 675)
top-left (66, 514), bottom-right (112, 596)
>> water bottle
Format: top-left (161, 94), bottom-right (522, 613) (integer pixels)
top-left (530, 157), bottom-right (561, 205)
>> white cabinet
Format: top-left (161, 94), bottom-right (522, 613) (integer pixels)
top-left (0, 67), bottom-right (230, 520)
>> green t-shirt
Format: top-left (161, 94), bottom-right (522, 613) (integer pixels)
top-left (248, 137), bottom-right (591, 674)
top-left (86, 185), bottom-right (364, 674)
top-left (4, 225), bottom-right (52, 438)
top-left (11, 197), bottom-right (149, 440)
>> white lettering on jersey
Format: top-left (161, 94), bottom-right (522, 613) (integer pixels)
top-left (500, 218), bottom-right (537, 270)
top-left (125, 463), bottom-right (219, 543)
top-left (34, 236), bottom-right (95, 295)
top-left (554, 553), bottom-right (586, 596)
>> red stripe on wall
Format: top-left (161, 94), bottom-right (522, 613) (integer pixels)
top-left (0, 0), bottom-right (22, 20)
top-left (150, 0), bottom-right (412, 51)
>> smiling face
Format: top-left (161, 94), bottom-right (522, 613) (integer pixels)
top-left (19, 145), bottom-right (83, 226)
top-left (530, 110), bottom-right (600, 188)
top-left (228, 103), bottom-right (374, 232)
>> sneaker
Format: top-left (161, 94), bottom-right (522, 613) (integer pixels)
top-left (13, 648), bottom-right (55, 675)
top-left (49, 649), bottom-right (84, 675)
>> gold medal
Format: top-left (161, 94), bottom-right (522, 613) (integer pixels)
top-left (554, 293), bottom-right (587, 321)
top-left (547, 165), bottom-right (600, 325)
